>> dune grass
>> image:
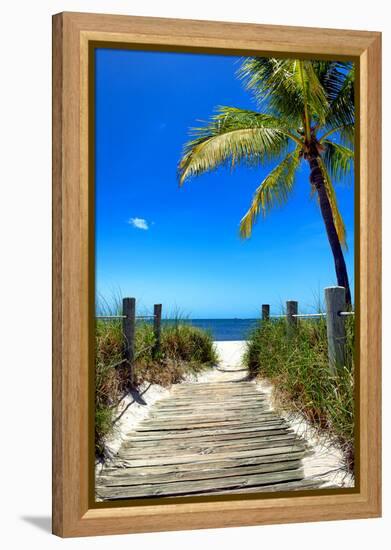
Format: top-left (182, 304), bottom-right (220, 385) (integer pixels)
top-left (95, 318), bottom-right (218, 458)
top-left (244, 316), bottom-right (355, 472)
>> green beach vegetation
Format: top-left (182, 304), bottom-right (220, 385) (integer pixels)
top-left (244, 314), bottom-right (355, 472)
top-left (95, 317), bottom-right (218, 459)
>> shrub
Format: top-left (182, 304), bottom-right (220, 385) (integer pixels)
top-left (161, 323), bottom-right (218, 364)
top-left (95, 321), bottom-right (124, 459)
top-left (133, 323), bottom-right (218, 386)
top-left (95, 318), bottom-right (218, 458)
top-left (244, 316), bottom-right (355, 471)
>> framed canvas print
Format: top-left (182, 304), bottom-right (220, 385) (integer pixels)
top-left (52, 12), bottom-right (381, 537)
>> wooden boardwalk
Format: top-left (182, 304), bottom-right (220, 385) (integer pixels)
top-left (96, 375), bottom-right (329, 500)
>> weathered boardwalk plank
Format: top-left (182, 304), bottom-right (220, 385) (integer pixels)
top-left (99, 460), bottom-right (303, 486)
top-left (97, 469), bottom-right (305, 499)
top-left (96, 378), bottom-right (328, 500)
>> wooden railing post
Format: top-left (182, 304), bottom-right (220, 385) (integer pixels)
top-left (262, 304), bottom-right (270, 321)
top-left (153, 304), bottom-right (162, 357)
top-left (122, 298), bottom-right (136, 379)
top-left (286, 300), bottom-right (298, 332)
top-left (325, 286), bottom-right (346, 374)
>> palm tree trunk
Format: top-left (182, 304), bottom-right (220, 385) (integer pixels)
top-left (307, 152), bottom-right (352, 306)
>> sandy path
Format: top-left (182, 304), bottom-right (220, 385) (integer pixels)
top-left (191, 341), bottom-right (248, 383)
top-left (97, 341), bottom-right (323, 500)
top-left (99, 339), bottom-right (353, 490)
top-left (212, 341), bottom-right (354, 488)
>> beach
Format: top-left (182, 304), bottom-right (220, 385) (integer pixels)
top-left (214, 340), bottom-right (247, 369)
top-left (98, 339), bottom-right (353, 490)
top-left (191, 340), bottom-right (353, 488)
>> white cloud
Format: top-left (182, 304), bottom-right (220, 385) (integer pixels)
top-left (128, 217), bottom-right (149, 230)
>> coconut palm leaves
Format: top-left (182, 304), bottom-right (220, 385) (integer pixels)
top-left (238, 58), bottom-right (331, 133)
top-left (179, 59), bottom-right (353, 240)
top-left (179, 107), bottom-right (298, 185)
top-left (318, 156), bottom-right (347, 247)
top-left (323, 65), bottom-right (355, 129)
top-left (239, 147), bottom-right (301, 238)
top-left (323, 140), bottom-right (354, 181)
top-left (178, 57), bottom-right (354, 302)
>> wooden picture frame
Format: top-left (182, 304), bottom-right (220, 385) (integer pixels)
top-left (52, 11), bottom-right (381, 537)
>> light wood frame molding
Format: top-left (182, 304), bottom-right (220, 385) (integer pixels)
top-left (52, 11), bottom-right (381, 538)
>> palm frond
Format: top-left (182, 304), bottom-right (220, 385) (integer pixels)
top-left (313, 61), bottom-right (353, 104)
top-left (324, 65), bottom-right (355, 128)
top-left (238, 58), bottom-right (304, 126)
top-left (297, 60), bottom-right (311, 138)
top-left (323, 140), bottom-right (354, 181)
top-left (178, 107), bottom-right (296, 185)
top-left (318, 157), bottom-right (347, 248)
top-left (294, 60), bottom-right (329, 128)
top-left (238, 58), bottom-right (329, 130)
top-left (178, 58), bottom-right (354, 254)
top-left (338, 123), bottom-right (355, 147)
top-left (239, 147), bottom-right (301, 238)
top-left (319, 123), bottom-right (354, 146)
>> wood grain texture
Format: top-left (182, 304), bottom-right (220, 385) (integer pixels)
top-left (95, 382), bottom-right (321, 501)
top-left (52, 12), bottom-right (63, 537)
top-left (52, 11), bottom-right (381, 537)
top-left (66, 11), bottom-right (379, 56)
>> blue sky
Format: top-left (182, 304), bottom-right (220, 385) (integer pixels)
top-left (95, 49), bottom-right (355, 318)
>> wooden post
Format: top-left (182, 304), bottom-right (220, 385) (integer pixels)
top-left (325, 286), bottom-right (346, 374)
top-left (153, 304), bottom-right (162, 357)
top-left (122, 298), bottom-right (136, 377)
top-left (286, 301), bottom-right (298, 331)
top-left (262, 304), bottom-right (270, 320)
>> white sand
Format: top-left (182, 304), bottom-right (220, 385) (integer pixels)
top-left (96, 382), bottom-right (171, 471)
top-left (215, 340), bottom-right (248, 370)
top-left (187, 341), bottom-right (248, 383)
top-left (255, 378), bottom-right (354, 487)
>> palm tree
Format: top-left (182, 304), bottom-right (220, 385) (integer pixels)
top-left (178, 59), bottom-right (354, 305)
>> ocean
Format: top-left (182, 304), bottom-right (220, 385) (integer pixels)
top-left (162, 318), bottom-right (259, 341)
